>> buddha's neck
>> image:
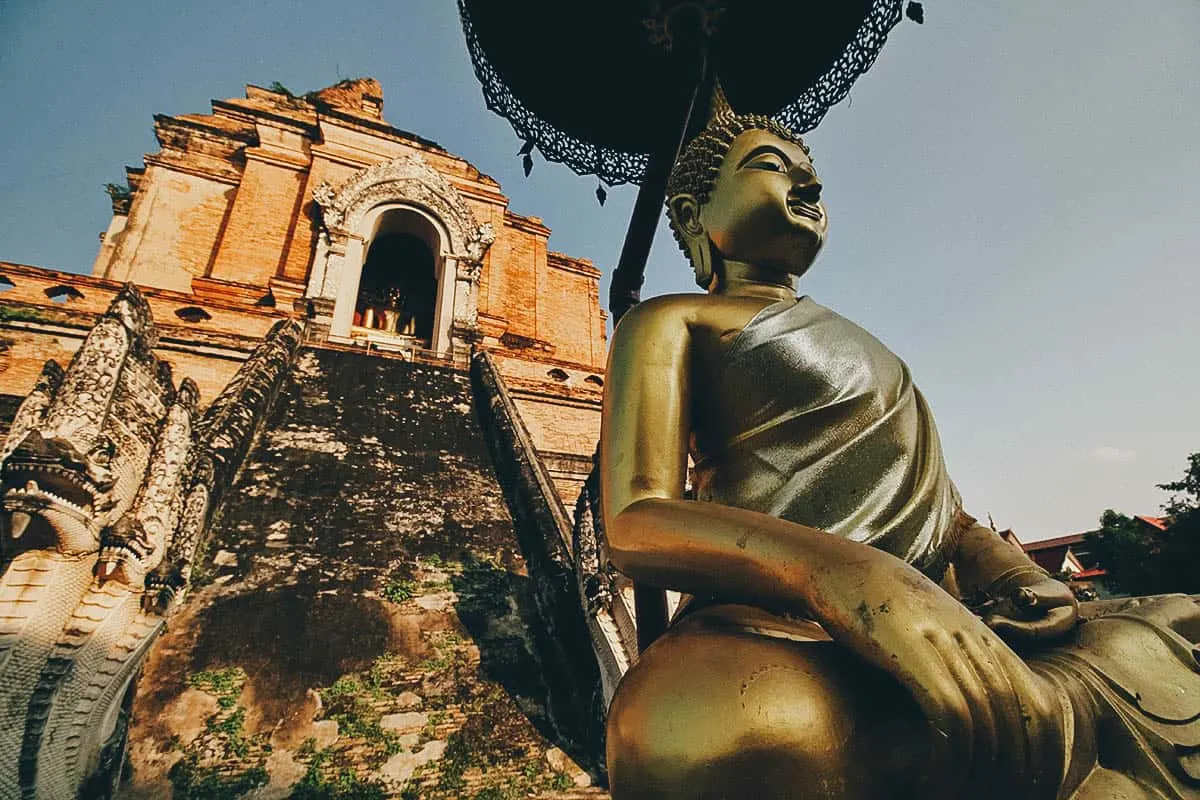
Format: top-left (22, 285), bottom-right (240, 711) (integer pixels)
top-left (717, 260), bottom-right (798, 303)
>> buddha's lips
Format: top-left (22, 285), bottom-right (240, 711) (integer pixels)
top-left (788, 202), bottom-right (822, 221)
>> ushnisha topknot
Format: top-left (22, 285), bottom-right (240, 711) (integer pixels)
top-left (665, 112), bottom-right (810, 257)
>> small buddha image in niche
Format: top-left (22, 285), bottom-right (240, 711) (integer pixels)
top-left (599, 99), bottom-right (1200, 800)
top-left (352, 228), bottom-right (437, 343)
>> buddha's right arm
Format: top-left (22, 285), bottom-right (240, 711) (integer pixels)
top-left (599, 294), bottom-right (943, 611)
top-left (601, 295), bottom-right (902, 607)
top-left (599, 299), bottom-right (1063, 798)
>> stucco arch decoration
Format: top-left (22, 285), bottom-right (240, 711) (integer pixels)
top-left (307, 154), bottom-right (496, 349)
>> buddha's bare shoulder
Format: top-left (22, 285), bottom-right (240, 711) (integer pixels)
top-left (614, 293), bottom-right (782, 342)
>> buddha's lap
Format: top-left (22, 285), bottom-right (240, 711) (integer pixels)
top-left (609, 604), bottom-right (923, 759)
top-left (608, 597), bottom-right (1200, 798)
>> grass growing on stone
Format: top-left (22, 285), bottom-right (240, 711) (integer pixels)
top-left (317, 673), bottom-right (403, 761)
top-left (167, 758), bottom-right (269, 800)
top-left (404, 666), bottom-right (577, 798)
top-left (0, 306), bottom-right (49, 324)
top-left (189, 667), bottom-right (245, 709)
top-left (302, 554), bottom-right (582, 799)
top-left (292, 748), bottom-right (389, 800)
top-left (381, 578), bottom-right (417, 604)
top-left (169, 666), bottom-right (270, 799)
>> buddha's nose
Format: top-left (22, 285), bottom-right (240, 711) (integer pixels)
top-left (790, 170), bottom-right (822, 203)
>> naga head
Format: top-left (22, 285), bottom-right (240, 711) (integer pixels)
top-left (0, 286), bottom-right (172, 563)
top-left (1, 422), bottom-right (118, 555)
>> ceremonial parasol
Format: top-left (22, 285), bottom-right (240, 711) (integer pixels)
top-left (458, 0), bottom-right (910, 321)
top-left (457, 0), bottom-right (912, 647)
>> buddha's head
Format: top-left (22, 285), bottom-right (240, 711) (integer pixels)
top-left (666, 113), bottom-right (826, 290)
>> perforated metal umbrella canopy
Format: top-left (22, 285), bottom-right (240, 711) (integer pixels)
top-left (459, 0), bottom-right (904, 186)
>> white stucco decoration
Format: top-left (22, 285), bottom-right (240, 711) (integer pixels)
top-left (307, 154), bottom-right (496, 349)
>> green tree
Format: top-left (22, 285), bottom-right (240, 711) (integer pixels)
top-left (1085, 452), bottom-right (1200, 594)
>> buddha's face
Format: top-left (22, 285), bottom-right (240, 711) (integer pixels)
top-left (699, 128), bottom-right (827, 279)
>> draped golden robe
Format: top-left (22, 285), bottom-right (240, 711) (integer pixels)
top-left (684, 296), bottom-right (1200, 798)
top-left (691, 296), bottom-right (962, 577)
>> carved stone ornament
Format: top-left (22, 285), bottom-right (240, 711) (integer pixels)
top-left (312, 154), bottom-right (495, 263)
top-left (0, 289), bottom-right (304, 799)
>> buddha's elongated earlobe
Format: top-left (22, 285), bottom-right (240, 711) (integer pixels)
top-left (668, 193), bottom-right (716, 290)
top-left (690, 236), bottom-right (717, 290)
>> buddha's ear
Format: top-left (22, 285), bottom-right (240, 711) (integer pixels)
top-left (667, 194), bottom-right (704, 239)
top-left (668, 193), bottom-right (718, 291)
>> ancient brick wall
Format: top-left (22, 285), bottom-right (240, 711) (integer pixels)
top-left (122, 348), bottom-right (603, 799)
top-left (104, 166), bottom-right (236, 292)
top-left (0, 262), bottom-right (288, 405)
top-left (207, 154), bottom-right (308, 286)
top-left (81, 80), bottom-right (607, 383)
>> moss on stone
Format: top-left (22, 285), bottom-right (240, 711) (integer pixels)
top-left (189, 667), bottom-right (245, 709)
top-left (166, 757), bottom-right (268, 800)
top-left (169, 666), bottom-right (269, 798)
top-left (0, 306), bottom-right (48, 324)
top-left (380, 578), bottom-right (417, 604)
top-left (291, 749), bottom-right (388, 800)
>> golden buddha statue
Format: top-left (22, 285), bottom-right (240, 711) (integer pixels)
top-left (600, 105), bottom-right (1200, 799)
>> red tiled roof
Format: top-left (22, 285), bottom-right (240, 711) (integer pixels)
top-left (1135, 515), bottom-right (1169, 531)
top-left (1023, 533), bottom-right (1088, 551)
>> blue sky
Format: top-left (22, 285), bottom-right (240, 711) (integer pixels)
top-left (2, 1), bottom-right (1198, 540)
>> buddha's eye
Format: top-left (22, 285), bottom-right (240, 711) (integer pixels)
top-left (747, 154), bottom-right (786, 172)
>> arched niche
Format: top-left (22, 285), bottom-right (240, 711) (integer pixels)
top-left (351, 206), bottom-right (449, 350)
top-left (308, 154), bottom-right (495, 354)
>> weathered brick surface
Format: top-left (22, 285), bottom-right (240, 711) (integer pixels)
top-left (0, 320), bottom-right (267, 413)
top-left (208, 154), bottom-right (306, 286)
top-left (122, 349), bottom-right (602, 798)
top-left (104, 166), bottom-right (235, 292)
top-left (82, 79), bottom-right (608, 386)
top-left (513, 398), bottom-right (602, 461)
top-left (0, 327), bottom-right (78, 398)
top-left (1, 261), bottom-right (287, 335)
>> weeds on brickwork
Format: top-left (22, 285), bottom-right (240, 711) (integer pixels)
top-left (292, 747), bottom-right (388, 800)
top-left (167, 758), bottom-right (268, 800)
top-left (0, 306), bottom-right (49, 323)
top-left (381, 578), bottom-right (417, 604)
top-left (103, 182), bottom-right (132, 202)
top-left (306, 555), bottom-right (577, 799)
top-left (407, 724), bottom-right (575, 800)
top-left (189, 667), bottom-right (245, 709)
top-left (317, 673), bottom-right (403, 762)
top-left (405, 653), bottom-right (577, 799)
top-left (168, 666), bottom-right (271, 799)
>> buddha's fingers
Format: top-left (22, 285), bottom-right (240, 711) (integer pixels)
top-left (986, 606), bottom-right (1077, 643)
top-left (904, 635), bottom-right (975, 799)
top-left (981, 634), bottom-right (1064, 800)
top-left (954, 629), bottom-right (1025, 798)
top-left (928, 628), bottom-right (1003, 797)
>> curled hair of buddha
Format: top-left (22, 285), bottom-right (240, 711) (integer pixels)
top-left (665, 112), bottom-right (810, 280)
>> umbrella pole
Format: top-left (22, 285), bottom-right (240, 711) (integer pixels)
top-left (607, 21), bottom-right (714, 327)
top-left (611, 16), bottom-right (715, 654)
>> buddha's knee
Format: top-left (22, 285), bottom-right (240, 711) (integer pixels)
top-left (606, 622), bottom-right (923, 799)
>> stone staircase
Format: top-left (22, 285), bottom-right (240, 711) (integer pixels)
top-left (119, 347), bottom-right (605, 798)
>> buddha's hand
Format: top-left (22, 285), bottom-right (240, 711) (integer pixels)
top-left (982, 571), bottom-right (1079, 645)
top-left (805, 548), bottom-right (1064, 800)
